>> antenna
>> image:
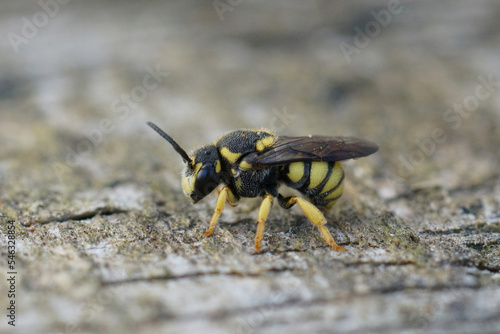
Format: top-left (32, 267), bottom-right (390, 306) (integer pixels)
top-left (147, 122), bottom-right (192, 164)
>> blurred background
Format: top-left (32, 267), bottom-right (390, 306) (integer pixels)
top-left (1, 1), bottom-right (500, 333)
top-left (1, 0), bottom-right (499, 194)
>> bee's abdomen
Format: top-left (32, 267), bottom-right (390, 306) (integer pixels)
top-left (280, 161), bottom-right (344, 207)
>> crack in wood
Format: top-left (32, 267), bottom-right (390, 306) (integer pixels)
top-left (343, 260), bottom-right (417, 267)
top-left (146, 285), bottom-right (485, 324)
top-left (102, 267), bottom-right (290, 286)
top-left (27, 206), bottom-right (128, 226)
top-left (420, 222), bottom-right (500, 235)
top-left (384, 174), bottom-right (499, 203)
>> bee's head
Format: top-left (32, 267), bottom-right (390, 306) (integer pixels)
top-left (147, 122), bottom-right (221, 203)
top-left (182, 145), bottom-right (221, 203)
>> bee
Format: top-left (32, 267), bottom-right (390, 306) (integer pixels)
top-left (147, 122), bottom-right (378, 253)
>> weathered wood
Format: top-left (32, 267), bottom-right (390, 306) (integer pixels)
top-left (0, 1), bottom-right (499, 333)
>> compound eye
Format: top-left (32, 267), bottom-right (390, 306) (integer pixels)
top-left (196, 164), bottom-right (215, 184)
top-left (193, 164), bottom-right (219, 201)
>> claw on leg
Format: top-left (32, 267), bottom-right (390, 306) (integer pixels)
top-left (255, 194), bottom-right (273, 253)
top-left (204, 186), bottom-right (237, 237)
top-left (283, 196), bottom-right (345, 251)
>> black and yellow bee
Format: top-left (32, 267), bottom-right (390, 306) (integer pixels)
top-left (147, 122), bottom-right (378, 253)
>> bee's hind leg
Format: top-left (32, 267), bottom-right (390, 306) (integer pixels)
top-left (278, 195), bottom-right (346, 251)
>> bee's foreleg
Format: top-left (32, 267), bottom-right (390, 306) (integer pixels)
top-left (204, 186), bottom-right (237, 237)
top-left (278, 195), bottom-right (345, 251)
top-left (255, 194), bottom-right (274, 253)
top-left (217, 186), bottom-right (239, 207)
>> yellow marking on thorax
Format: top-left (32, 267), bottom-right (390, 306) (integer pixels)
top-left (215, 160), bottom-right (221, 173)
top-left (235, 178), bottom-right (243, 190)
top-left (239, 161), bottom-right (252, 170)
top-left (220, 147), bottom-right (242, 163)
top-left (256, 136), bottom-right (276, 152)
top-left (321, 162), bottom-right (343, 194)
top-left (287, 162), bottom-right (305, 183)
top-left (309, 162), bottom-right (329, 189)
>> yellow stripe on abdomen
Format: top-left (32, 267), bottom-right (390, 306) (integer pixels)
top-left (323, 162), bottom-right (344, 201)
top-left (287, 162), bottom-right (305, 183)
top-left (308, 161), bottom-right (329, 189)
top-left (324, 180), bottom-right (344, 200)
top-left (321, 162), bottom-right (343, 194)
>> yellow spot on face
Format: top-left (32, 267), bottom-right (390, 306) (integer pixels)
top-left (239, 161), bottom-right (252, 170)
top-left (256, 136), bottom-right (276, 152)
top-left (193, 162), bottom-right (202, 175)
top-left (287, 162), bottom-right (305, 183)
top-left (215, 160), bottom-right (221, 173)
top-left (309, 162), bottom-right (329, 189)
top-left (231, 168), bottom-right (238, 176)
top-left (182, 174), bottom-right (195, 195)
top-left (321, 162), bottom-right (343, 194)
top-left (182, 162), bottom-right (202, 196)
top-left (220, 147), bottom-right (242, 163)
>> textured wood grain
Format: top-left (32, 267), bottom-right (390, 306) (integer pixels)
top-left (0, 1), bottom-right (499, 333)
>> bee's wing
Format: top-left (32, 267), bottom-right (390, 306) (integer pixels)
top-left (242, 136), bottom-right (378, 169)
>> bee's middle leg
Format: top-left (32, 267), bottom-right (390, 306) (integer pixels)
top-left (255, 194), bottom-right (274, 253)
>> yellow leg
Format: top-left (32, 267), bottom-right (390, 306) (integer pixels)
top-left (216, 187), bottom-right (239, 207)
top-left (287, 196), bottom-right (345, 251)
top-left (204, 186), bottom-right (237, 237)
top-left (255, 194), bottom-right (273, 253)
